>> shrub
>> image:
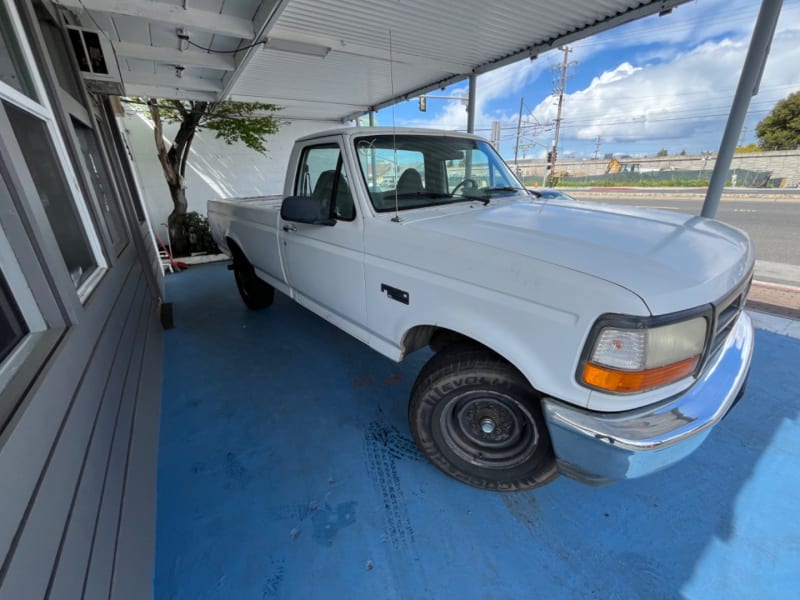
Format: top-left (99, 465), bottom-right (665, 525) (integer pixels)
top-left (183, 211), bottom-right (220, 255)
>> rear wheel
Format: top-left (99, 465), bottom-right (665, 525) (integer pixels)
top-left (409, 344), bottom-right (557, 491)
top-left (232, 254), bottom-right (274, 309)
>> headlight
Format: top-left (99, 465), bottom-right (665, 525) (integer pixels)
top-left (580, 314), bottom-right (708, 394)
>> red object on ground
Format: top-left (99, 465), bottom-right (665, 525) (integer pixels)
top-left (156, 234), bottom-right (188, 271)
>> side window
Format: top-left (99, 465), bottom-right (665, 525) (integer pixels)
top-left (72, 116), bottom-right (128, 256)
top-left (295, 144), bottom-right (355, 221)
top-left (35, 4), bottom-right (130, 257)
top-left (0, 271), bottom-right (26, 364)
top-left (0, 170), bottom-right (64, 432)
top-left (0, 0), bottom-right (36, 99)
top-left (0, 0), bottom-right (91, 431)
top-left (0, 0), bottom-right (105, 297)
top-left (3, 101), bottom-right (99, 288)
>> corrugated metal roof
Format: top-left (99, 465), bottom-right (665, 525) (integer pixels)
top-left (231, 0), bottom-right (691, 120)
top-left (58, 0), bottom-right (691, 119)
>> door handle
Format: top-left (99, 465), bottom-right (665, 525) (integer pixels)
top-left (282, 224), bottom-right (297, 232)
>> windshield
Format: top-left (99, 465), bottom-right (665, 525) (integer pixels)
top-left (354, 134), bottom-right (525, 212)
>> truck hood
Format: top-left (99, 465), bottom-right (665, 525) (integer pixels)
top-left (403, 199), bottom-right (754, 315)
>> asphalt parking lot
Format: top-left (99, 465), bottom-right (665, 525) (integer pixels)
top-left (155, 263), bottom-right (799, 599)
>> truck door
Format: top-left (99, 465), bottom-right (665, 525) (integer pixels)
top-left (280, 142), bottom-right (367, 337)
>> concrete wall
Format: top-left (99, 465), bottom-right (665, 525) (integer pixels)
top-left (516, 149), bottom-right (800, 187)
top-left (121, 110), bottom-right (339, 232)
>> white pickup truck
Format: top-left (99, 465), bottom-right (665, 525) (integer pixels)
top-left (208, 127), bottom-right (754, 491)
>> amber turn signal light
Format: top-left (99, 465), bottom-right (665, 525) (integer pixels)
top-left (582, 355), bottom-right (700, 394)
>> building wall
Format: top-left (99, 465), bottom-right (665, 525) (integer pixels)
top-left (122, 111), bottom-right (339, 233)
top-left (0, 2), bottom-right (162, 598)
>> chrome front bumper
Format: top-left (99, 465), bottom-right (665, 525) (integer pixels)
top-left (542, 311), bottom-right (754, 485)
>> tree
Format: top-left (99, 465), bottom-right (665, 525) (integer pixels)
top-left (756, 92), bottom-right (800, 150)
top-left (679, 149), bottom-right (687, 156)
top-left (656, 148), bottom-right (669, 157)
top-left (143, 99), bottom-right (281, 256)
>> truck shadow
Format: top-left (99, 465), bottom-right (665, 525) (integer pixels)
top-left (156, 262), bottom-right (799, 599)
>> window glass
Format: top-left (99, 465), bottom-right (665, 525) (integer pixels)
top-left (4, 101), bottom-right (97, 287)
top-left (295, 145), bottom-right (355, 221)
top-left (73, 118), bottom-right (128, 254)
top-left (0, 272), bottom-right (27, 363)
top-left (355, 135), bottom-right (523, 212)
top-left (38, 18), bottom-right (82, 101)
top-left (0, 0), bottom-right (36, 99)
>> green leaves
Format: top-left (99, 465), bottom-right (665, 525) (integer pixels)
top-left (127, 98), bottom-right (283, 153)
top-left (756, 92), bottom-right (800, 150)
top-left (203, 102), bottom-right (282, 154)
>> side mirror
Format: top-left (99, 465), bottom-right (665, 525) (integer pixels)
top-left (280, 195), bottom-right (336, 226)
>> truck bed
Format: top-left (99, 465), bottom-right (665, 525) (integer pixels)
top-left (208, 195), bottom-right (287, 292)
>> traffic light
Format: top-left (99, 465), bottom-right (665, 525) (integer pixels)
top-left (546, 151), bottom-right (552, 163)
top-left (419, 96), bottom-right (427, 112)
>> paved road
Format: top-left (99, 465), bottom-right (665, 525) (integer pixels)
top-left (574, 194), bottom-right (800, 286)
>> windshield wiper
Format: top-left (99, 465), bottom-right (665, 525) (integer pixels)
top-left (395, 191), bottom-right (453, 199)
top-left (482, 186), bottom-right (525, 194)
top-left (452, 195), bottom-right (491, 206)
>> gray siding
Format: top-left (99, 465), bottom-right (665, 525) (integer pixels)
top-left (0, 2), bottom-right (164, 597)
top-left (0, 253), bottom-right (162, 599)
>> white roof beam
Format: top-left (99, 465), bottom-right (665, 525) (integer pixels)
top-left (230, 93), bottom-right (366, 108)
top-left (124, 84), bottom-right (219, 102)
top-left (124, 72), bottom-right (223, 93)
top-left (55, 0), bottom-right (255, 39)
top-left (219, 0), bottom-right (291, 99)
top-left (265, 27), bottom-right (473, 75)
top-left (114, 42), bottom-right (236, 71)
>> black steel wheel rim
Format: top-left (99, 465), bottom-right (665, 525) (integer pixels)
top-left (437, 390), bottom-right (539, 469)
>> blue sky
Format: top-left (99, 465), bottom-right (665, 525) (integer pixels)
top-left (372, 0), bottom-right (800, 161)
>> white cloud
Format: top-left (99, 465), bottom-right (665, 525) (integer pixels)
top-left (394, 0), bottom-right (800, 157)
top-left (398, 58), bottom-right (547, 134)
top-left (528, 24), bottom-right (800, 155)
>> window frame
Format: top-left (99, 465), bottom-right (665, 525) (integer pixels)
top-left (0, 170), bottom-right (66, 434)
top-left (294, 143), bottom-right (357, 223)
top-left (0, 0), bottom-right (107, 303)
top-left (35, 3), bottom-right (131, 257)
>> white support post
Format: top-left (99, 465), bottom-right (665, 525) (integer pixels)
top-left (702, 0), bottom-right (783, 218)
top-left (467, 74), bottom-right (476, 134)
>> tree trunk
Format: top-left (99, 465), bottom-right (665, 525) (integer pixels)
top-left (148, 99), bottom-right (206, 258)
top-left (167, 183), bottom-right (190, 256)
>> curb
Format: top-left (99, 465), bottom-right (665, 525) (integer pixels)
top-left (747, 280), bottom-right (800, 320)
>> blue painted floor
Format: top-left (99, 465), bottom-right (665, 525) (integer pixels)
top-left (156, 263), bottom-right (800, 599)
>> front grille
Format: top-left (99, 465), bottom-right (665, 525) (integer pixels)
top-left (709, 276), bottom-right (751, 357)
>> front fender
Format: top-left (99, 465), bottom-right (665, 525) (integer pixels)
top-left (364, 261), bottom-right (649, 410)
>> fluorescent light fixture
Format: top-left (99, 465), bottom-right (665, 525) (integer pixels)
top-left (264, 38), bottom-right (330, 58)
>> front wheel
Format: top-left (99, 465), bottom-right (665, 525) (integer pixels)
top-left (409, 344), bottom-right (557, 491)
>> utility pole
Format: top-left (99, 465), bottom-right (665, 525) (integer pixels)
top-left (491, 120), bottom-right (502, 150)
top-left (549, 47), bottom-right (577, 183)
top-left (514, 97), bottom-right (524, 170)
top-left (738, 126), bottom-right (749, 147)
top-left (593, 136), bottom-right (602, 160)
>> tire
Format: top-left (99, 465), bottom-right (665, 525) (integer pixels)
top-left (409, 344), bottom-right (558, 491)
top-left (232, 254), bottom-right (274, 309)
